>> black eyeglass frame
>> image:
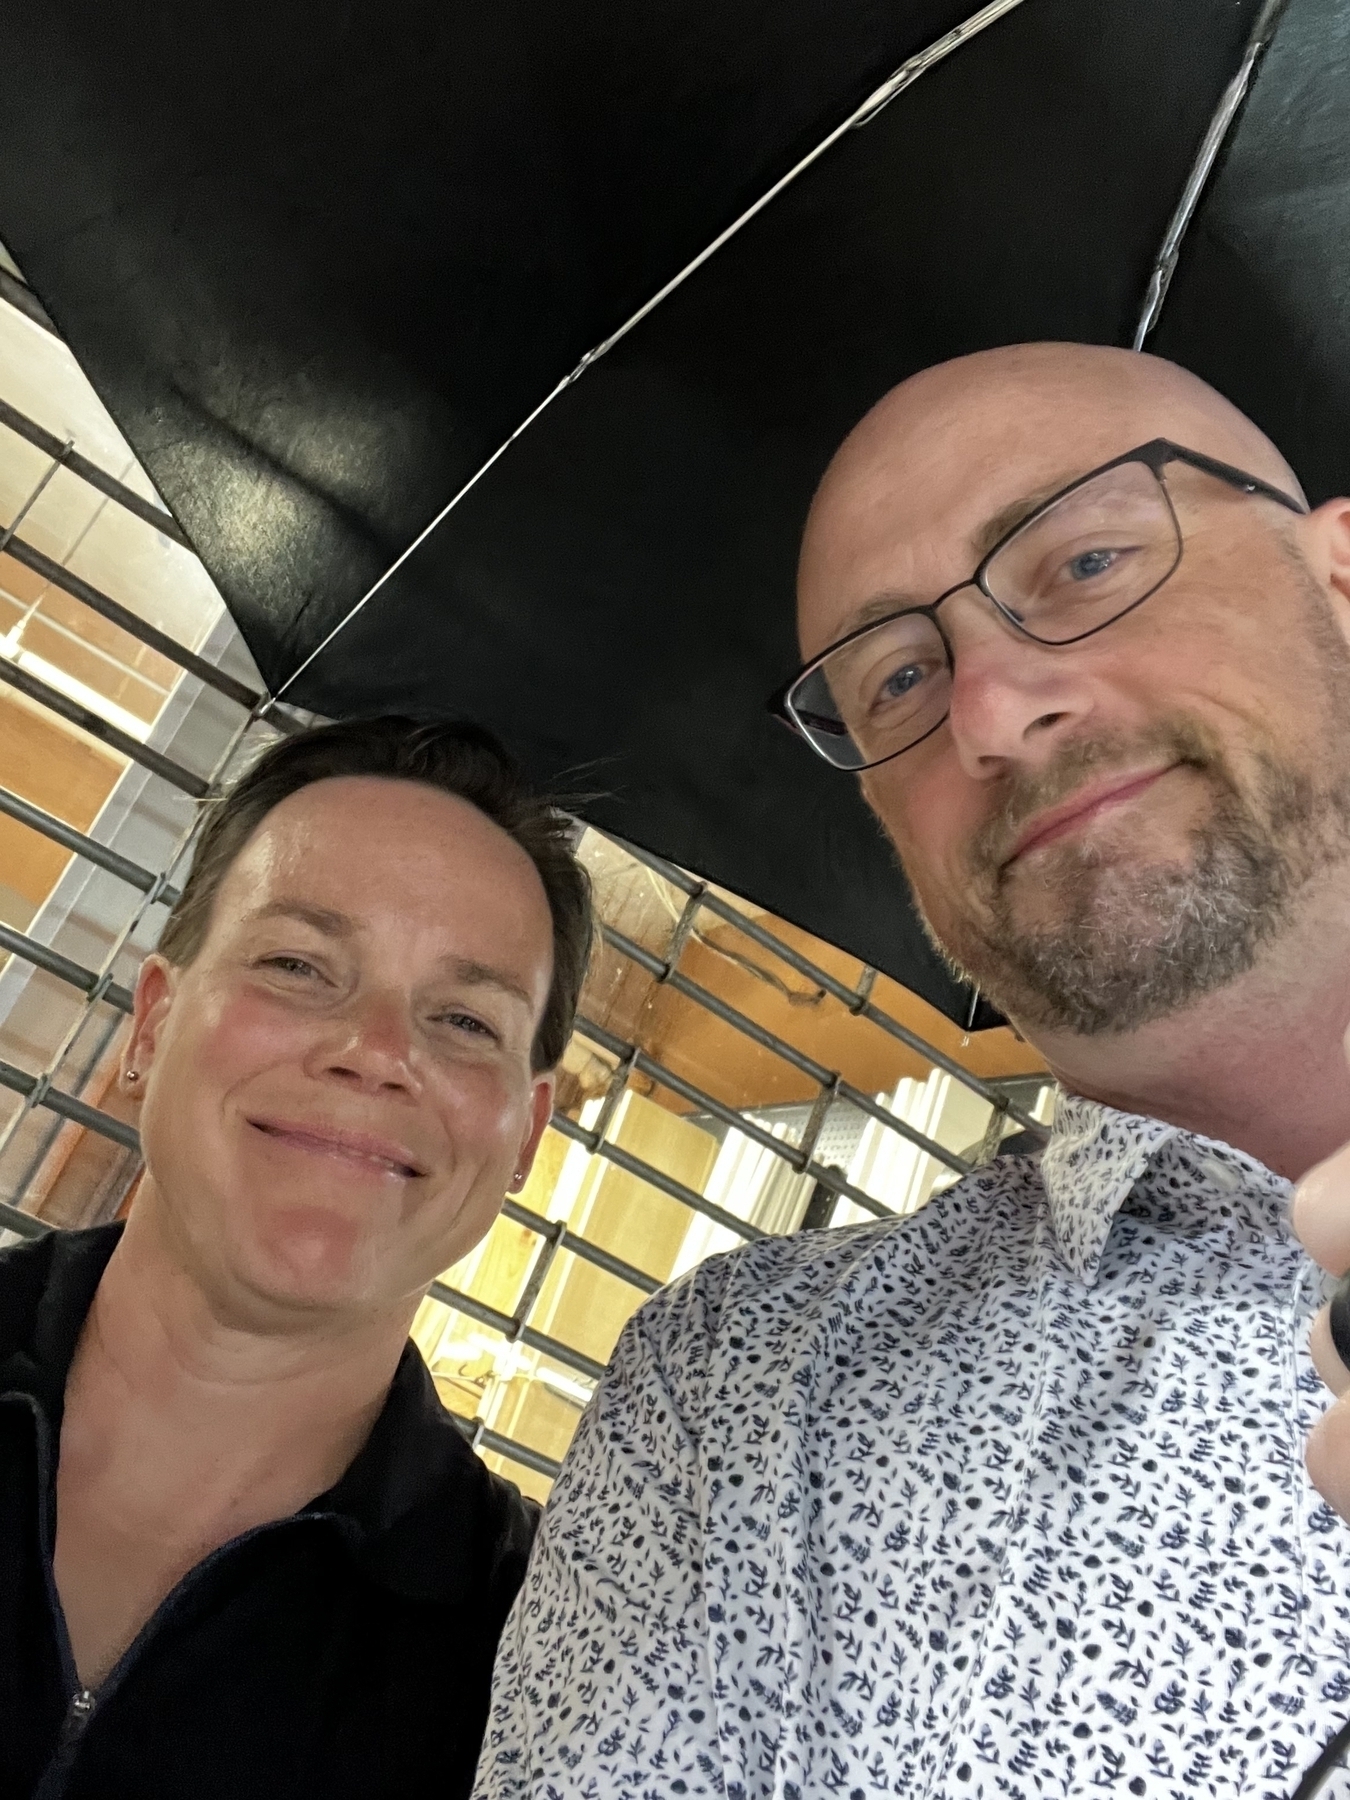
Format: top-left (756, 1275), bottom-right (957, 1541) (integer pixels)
top-left (769, 437), bottom-right (1308, 773)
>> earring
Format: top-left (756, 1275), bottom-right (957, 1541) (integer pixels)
top-left (510, 1169), bottom-right (524, 1190)
top-left (124, 1069), bottom-right (140, 1085)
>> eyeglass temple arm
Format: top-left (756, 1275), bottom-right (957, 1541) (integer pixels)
top-left (1166, 443), bottom-right (1308, 516)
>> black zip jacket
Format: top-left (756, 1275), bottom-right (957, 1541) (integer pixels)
top-left (0, 1224), bottom-right (538, 1800)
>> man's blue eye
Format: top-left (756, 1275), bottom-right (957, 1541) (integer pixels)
top-left (882, 664), bottom-right (924, 699)
top-left (1067, 548), bottom-right (1117, 581)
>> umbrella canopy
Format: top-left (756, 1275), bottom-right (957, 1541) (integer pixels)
top-left (0, 0), bottom-right (1341, 1023)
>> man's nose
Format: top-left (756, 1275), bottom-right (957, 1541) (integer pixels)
top-left (311, 990), bottom-right (420, 1095)
top-left (942, 596), bottom-right (1096, 779)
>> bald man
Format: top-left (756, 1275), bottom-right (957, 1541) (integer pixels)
top-left (474, 345), bottom-right (1350, 1800)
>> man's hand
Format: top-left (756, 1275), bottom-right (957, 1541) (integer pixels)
top-left (1293, 1035), bottom-right (1350, 1518)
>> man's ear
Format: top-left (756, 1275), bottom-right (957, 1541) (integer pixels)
top-left (510, 1074), bottom-right (556, 1193)
top-left (122, 954), bottom-right (179, 1095)
top-left (1304, 498), bottom-right (1350, 635)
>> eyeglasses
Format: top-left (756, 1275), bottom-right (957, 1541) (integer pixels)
top-left (770, 438), bottom-right (1307, 773)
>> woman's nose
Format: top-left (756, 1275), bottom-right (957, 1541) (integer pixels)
top-left (312, 991), bottom-right (419, 1093)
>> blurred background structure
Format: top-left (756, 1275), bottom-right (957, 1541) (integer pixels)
top-left (0, 247), bottom-right (1050, 1497)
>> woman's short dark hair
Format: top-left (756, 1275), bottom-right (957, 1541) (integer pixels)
top-left (157, 716), bottom-right (592, 1072)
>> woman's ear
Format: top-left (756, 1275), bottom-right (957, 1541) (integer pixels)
top-left (122, 954), bottom-right (178, 1096)
top-left (509, 1074), bottom-right (556, 1193)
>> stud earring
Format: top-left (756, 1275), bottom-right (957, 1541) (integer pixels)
top-left (124, 1069), bottom-right (140, 1085)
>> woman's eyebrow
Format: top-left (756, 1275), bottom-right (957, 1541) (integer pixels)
top-left (249, 899), bottom-right (354, 936)
top-left (441, 957), bottom-right (536, 1011)
top-left (246, 905), bottom-right (538, 1008)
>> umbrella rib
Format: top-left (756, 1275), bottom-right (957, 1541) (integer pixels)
top-left (1132, 0), bottom-right (1289, 350)
top-left (272, 0), bottom-right (1029, 702)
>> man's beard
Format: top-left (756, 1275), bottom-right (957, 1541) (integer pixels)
top-left (921, 710), bottom-right (1350, 1039)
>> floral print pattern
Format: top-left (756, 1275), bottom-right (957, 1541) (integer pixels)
top-left (475, 1093), bottom-right (1350, 1800)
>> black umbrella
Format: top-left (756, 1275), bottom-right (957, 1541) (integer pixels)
top-left (0, 0), bottom-right (1336, 1023)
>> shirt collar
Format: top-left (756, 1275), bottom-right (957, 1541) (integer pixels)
top-left (1039, 1089), bottom-right (1291, 1284)
top-left (0, 1222), bottom-right (534, 1606)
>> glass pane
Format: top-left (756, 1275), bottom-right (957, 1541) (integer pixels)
top-left (5, 457), bottom-right (105, 566)
top-left (13, 462), bottom-right (225, 661)
top-left (412, 1296), bottom-right (602, 1500)
top-left (0, 303), bottom-right (144, 484)
top-left (616, 963), bottom-right (810, 1115)
top-left (575, 827), bottom-right (687, 963)
top-left (0, 809), bottom-right (70, 930)
top-left (841, 1073), bottom-right (984, 1216)
top-left (63, 500), bottom-right (225, 653)
top-left (0, 532), bottom-right (184, 747)
top-left (0, 996), bottom-right (139, 1229)
top-left (0, 431), bottom-right (62, 542)
top-left (552, 1028), bottom-right (620, 1124)
top-left (20, 559), bottom-right (182, 683)
top-left (573, 923), bottom-right (660, 1052)
top-left (439, 1209), bottom-right (549, 1323)
top-left (485, 1349), bottom-right (597, 1473)
top-left (0, 660), bottom-right (128, 824)
top-left (582, 1088), bottom-right (721, 1275)
top-left (16, 611), bottom-right (171, 730)
top-left (528, 1246), bottom-right (643, 1368)
top-left (411, 1296), bottom-right (509, 1423)
top-left (671, 907), bottom-right (937, 1111)
top-left (662, 1117), bottom-right (816, 1280)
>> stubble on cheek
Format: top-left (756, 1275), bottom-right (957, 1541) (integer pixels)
top-left (925, 724), bottom-right (1350, 1036)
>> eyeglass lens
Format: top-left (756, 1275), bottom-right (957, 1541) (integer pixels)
top-left (789, 459), bottom-right (1182, 770)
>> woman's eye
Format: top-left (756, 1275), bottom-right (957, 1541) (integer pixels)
top-left (435, 1011), bottom-right (498, 1041)
top-left (261, 954), bottom-right (321, 978)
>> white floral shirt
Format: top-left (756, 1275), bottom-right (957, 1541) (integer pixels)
top-left (474, 1094), bottom-right (1350, 1800)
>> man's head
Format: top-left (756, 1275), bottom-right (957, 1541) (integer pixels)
top-left (796, 343), bottom-right (1350, 1042)
top-left (125, 717), bottom-right (591, 1325)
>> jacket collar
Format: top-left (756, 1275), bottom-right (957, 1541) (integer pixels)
top-left (0, 1221), bottom-right (117, 1428)
top-left (0, 1222), bottom-right (533, 1605)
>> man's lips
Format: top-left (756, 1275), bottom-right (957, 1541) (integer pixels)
top-left (1005, 764), bottom-right (1177, 865)
top-left (247, 1118), bottom-right (427, 1179)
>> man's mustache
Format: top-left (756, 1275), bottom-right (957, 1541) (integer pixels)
top-left (968, 720), bottom-right (1222, 880)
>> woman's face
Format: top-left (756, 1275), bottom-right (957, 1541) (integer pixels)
top-left (127, 775), bottom-right (557, 1328)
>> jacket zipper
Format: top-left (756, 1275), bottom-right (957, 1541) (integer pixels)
top-left (12, 1389), bottom-right (356, 1797)
top-left (32, 1685), bottom-right (98, 1800)
top-left (16, 1394), bottom-right (92, 1800)
top-left (30, 1499), bottom-right (354, 1797)
top-left (58, 1690), bottom-right (96, 1749)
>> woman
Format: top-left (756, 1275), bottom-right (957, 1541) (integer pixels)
top-left (0, 715), bottom-right (590, 1800)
